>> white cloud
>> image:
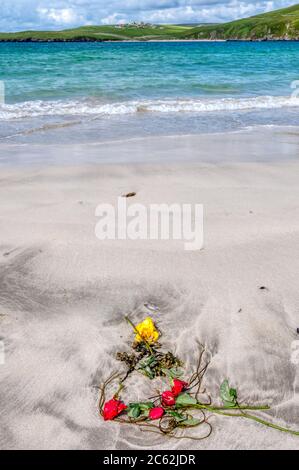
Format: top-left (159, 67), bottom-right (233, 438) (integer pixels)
top-left (37, 8), bottom-right (82, 25)
top-left (0, 0), bottom-right (296, 31)
top-left (100, 13), bottom-right (128, 25)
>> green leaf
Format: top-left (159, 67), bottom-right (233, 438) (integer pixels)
top-left (139, 355), bottom-right (157, 368)
top-left (127, 404), bottom-right (141, 419)
top-left (139, 402), bottom-right (154, 411)
top-left (162, 367), bottom-right (184, 379)
top-left (175, 393), bottom-right (197, 406)
top-left (141, 366), bottom-right (154, 379)
top-left (167, 410), bottom-right (186, 422)
top-left (220, 380), bottom-right (238, 407)
top-left (128, 401), bottom-right (154, 418)
top-left (129, 402), bottom-right (154, 410)
top-left (138, 355), bottom-right (157, 379)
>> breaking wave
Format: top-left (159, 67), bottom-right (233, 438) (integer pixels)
top-left (1, 95), bottom-right (299, 120)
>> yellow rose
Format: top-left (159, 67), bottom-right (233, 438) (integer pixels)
top-left (135, 317), bottom-right (159, 344)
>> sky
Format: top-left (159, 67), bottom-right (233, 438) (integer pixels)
top-left (0, 0), bottom-right (296, 31)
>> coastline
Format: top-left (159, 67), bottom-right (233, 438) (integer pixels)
top-left (1, 128), bottom-right (299, 449)
top-left (2, 4), bottom-right (299, 44)
top-left (0, 38), bottom-right (226, 43)
top-left (1, 126), bottom-right (299, 166)
top-left (0, 38), bottom-right (298, 43)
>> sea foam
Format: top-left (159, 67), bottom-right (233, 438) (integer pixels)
top-left (1, 96), bottom-right (299, 120)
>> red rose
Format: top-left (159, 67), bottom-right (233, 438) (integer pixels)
top-left (161, 390), bottom-right (176, 407)
top-left (149, 407), bottom-right (165, 420)
top-left (171, 379), bottom-right (188, 397)
top-left (103, 398), bottom-right (127, 421)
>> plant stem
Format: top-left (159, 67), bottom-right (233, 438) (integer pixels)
top-left (184, 404), bottom-right (299, 437)
top-left (113, 382), bottom-right (124, 399)
top-left (125, 316), bottom-right (153, 354)
top-left (190, 404), bottom-right (271, 411)
top-left (240, 412), bottom-right (299, 436)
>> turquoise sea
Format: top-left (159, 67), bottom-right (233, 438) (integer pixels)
top-left (1, 41), bottom-right (299, 143)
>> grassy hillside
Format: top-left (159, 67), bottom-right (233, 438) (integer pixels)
top-left (0, 24), bottom-right (192, 42)
top-left (1, 4), bottom-right (299, 42)
top-left (185, 3), bottom-right (299, 40)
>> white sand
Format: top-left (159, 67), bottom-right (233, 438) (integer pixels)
top-left (1, 132), bottom-right (299, 449)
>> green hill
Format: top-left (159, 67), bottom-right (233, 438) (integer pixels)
top-left (1, 4), bottom-right (299, 42)
top-left (0, 24), bottom-right (192, 42)
top-left (185, 3), bottom-right (299, 40)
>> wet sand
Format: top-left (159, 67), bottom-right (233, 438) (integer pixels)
top-left (0, 129), bottom-right (299, 449)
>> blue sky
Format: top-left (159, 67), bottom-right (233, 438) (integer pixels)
top-left (0, 0), bottom-right (296, 31)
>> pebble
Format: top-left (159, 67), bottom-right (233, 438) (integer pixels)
top-left (122, 192), bottom-right (136, 198)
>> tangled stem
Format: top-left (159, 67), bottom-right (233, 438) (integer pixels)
top-left (98, 343), bottom-right (299, 440)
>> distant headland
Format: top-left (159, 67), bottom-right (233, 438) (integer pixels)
top-left (1, 4), bottom-right (299, 42)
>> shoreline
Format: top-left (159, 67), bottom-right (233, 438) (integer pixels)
top-left (1, 38), bottom-right (299, 43)
top-left (1, 126), bottom-right (299, 167)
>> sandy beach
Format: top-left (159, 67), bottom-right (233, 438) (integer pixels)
top-left (0, 129), bottom-right (299, 449)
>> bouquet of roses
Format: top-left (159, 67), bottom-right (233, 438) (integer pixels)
top-left (98, 312), bottom-right (299, 440)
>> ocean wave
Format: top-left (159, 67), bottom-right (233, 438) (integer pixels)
top-left (1, 95), bottom-right (299, 120)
